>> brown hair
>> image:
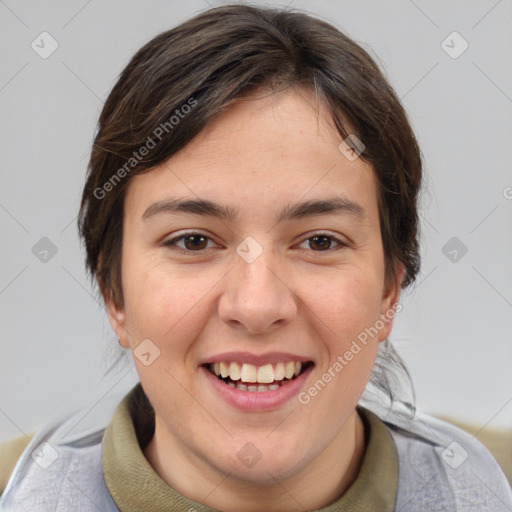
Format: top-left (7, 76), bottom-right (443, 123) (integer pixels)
top-left (78, 3), bottom-right (422, 312)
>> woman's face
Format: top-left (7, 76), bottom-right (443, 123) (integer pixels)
top-left (107, 87), bottom-right (400, 483)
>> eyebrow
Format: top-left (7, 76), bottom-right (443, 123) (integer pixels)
top-left (141, 195), bottom-right (365, 223)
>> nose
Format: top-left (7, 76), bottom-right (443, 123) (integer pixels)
top-left (218, 247), bottom-right (298, 335)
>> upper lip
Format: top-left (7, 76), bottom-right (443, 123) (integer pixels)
top-left (200, 351), bottom-right (314, 366)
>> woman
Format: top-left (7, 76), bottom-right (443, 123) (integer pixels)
top-left (1, 4), bottom-right (510, 511)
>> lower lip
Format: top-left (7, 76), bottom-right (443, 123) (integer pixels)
top-left (200, 365), bottom-right (314, 412)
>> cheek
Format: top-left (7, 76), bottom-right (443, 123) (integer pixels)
top-left (308, 271), bottom-right (384, 389)
top-left (301, 275), bottom-right (382, 411)
top-left (312, 271), bottom-right (384, 342)
top-left (122, 258), bottom-right (213, 351)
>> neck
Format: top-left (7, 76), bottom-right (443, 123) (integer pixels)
top-left (144, 410), bottom-right (366, 512)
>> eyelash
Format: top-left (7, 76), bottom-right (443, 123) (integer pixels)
top-left (163, 231), bottom-right (348, 254)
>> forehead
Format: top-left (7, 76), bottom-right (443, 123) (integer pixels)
top-left (124, 87), bottom-right (378, 224)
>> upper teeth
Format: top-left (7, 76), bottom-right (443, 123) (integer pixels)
top-left (211, 361), bottom-right (302, 383)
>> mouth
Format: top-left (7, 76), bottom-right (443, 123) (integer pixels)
top-left (203, 360), bottom-right (315, 392)
top-left (200, 359), bottom-right (315, 411)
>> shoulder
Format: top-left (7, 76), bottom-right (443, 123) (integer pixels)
top-left (380, 406), bottom-right (512, 511)
top-left (0, 391), bottom-right (125, 511)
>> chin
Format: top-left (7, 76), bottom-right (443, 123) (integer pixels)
top-left (209, 437), bottom-right (311, 484)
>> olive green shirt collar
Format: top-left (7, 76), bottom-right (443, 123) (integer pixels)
top-left (102, 384), bottom-right (398, 511)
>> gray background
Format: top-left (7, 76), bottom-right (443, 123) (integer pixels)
top-left (1, 0), bottom-right (511, 443)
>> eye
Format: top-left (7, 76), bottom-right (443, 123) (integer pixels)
top-left (163, 231), bottom-right (347, 253)
top-left (164, 232), bottom-right (217, 252)
top-left (297, 233), bottom-right (347, 252)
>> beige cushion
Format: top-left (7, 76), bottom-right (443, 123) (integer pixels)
top-left (0, 434), bottom-right (33, 495)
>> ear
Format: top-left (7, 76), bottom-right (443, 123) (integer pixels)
top-left (105, 291), bottom-right (130, 349)
top-left (378, 263), bottom-right (404, 342)
top-left (98, 252), bottom-right (129, 348)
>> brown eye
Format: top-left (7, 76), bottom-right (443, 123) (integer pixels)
top-left (298, 233), bottom-right (346, 252)
top-left (182, 235), bottom-right (208, 250)
top-left (309, 235), bottom-right (332, 251)
top-left (164, 233), bottom-right (214, 251)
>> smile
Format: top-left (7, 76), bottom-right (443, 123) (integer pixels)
top-left (206, 361), bottom-right (314, 392)
top-left (201, 358), bottom-right (315, 411)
